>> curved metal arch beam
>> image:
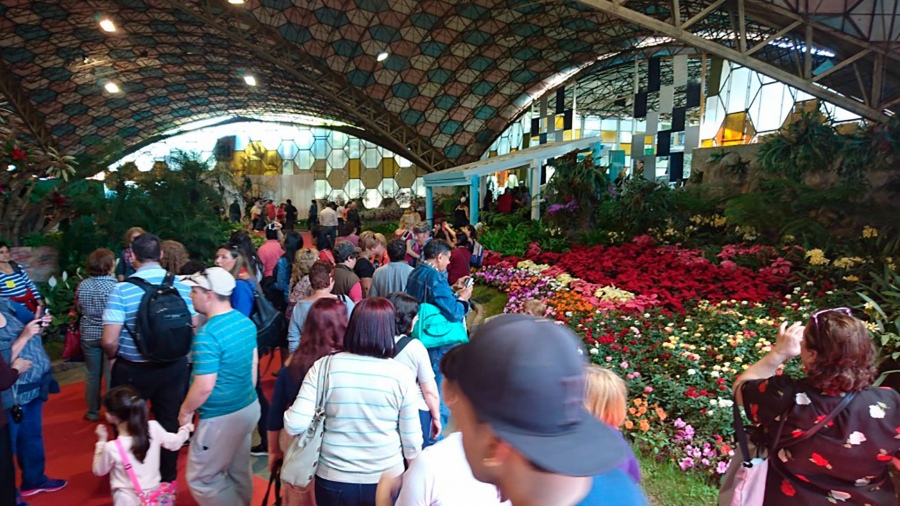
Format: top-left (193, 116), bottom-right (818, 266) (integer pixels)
top-left (158, 0), bottom-right (448, 172)
top-left (576, 0), bottom-right (891, 122)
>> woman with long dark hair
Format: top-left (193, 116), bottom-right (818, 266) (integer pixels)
top-left (229, 230), bottom-right (264, 282)
top-left (267, 298), bottom-right (348, 502)
top-left (93, 386), bottom-right (193, 505)
top-left (284, 298), bottom-right (423, 506)
top-left (214, 242), bottom-right (258, 317)
top-left (274, 232), bottom-right (304, 306)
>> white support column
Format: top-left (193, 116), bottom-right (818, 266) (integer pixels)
top-left (530, 158), bottom-right (541, 222)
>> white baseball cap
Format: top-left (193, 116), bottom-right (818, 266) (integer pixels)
top-left (180, 267), bottom-right (236, 296)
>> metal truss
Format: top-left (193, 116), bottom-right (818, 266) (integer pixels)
top-left (0, 59), bottom-right (57, 153)
top-left (158, 0), bottom-right (449, 172)
top-left (578, 0), bottom-right (897, 122)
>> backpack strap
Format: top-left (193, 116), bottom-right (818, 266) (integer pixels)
top-left (123, 277), bottom-right (153, 340)
top-left (161, 272), bottom-right (175, 287)
top-left (395, 335), bottom-right (414, 355)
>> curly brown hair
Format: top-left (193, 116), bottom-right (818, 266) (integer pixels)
top-left (291, 248), bottom-right (319, 288)
top-left (803, 311), bottom-right (877, 394)
top-left (160, 240), bottom-right (189, 275)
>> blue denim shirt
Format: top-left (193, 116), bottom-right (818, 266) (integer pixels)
top-left (405, 263), bottom-right (468, 323)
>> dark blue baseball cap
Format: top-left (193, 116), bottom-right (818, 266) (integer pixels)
top-left (457, 314), bottom-right (629, 476)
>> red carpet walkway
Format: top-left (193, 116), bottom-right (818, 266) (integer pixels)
top-left (24, 357), bottom-right (282, 506)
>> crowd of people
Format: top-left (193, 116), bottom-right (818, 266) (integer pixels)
top-left (0, 196), bottom-right (898, 506)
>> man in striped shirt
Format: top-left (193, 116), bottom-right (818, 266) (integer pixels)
top-left (101, 233), bottom-right (201, 483)
top-left (179, 267), bottom-right (259, 506)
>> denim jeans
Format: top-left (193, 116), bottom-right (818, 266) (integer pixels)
top-left (426, 344), bottom-right (457, 430)
top-left (315, 476), bottom-right (377, 506)
top-left (418, 409), bottom-right (436, 449)
top-left (81, 339), bottom-right (108, 419)
top-left (323, 226), bottom-right (337, 250)
top-left (6, 398), bottom-right (48, 490)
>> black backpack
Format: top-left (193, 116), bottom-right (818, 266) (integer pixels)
top-left (124, 273), bottom-right (194, 362)
top-left (251, 286), bottom-right (287, 355)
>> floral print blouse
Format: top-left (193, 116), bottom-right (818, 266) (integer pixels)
top-left (741, 375), bottom-right (900, 505)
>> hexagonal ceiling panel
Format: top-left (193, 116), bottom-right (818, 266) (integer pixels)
top-left (1, 0), bottom-right (895, 169)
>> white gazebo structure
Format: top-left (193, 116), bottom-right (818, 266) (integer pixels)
top-left (423, 136), bottom-right (603, 225)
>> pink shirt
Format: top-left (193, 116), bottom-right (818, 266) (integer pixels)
top-left (257, 240), bottom-right (284, 277)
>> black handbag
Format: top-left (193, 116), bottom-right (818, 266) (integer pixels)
top-left (251, 287), bottom-right (287, 355)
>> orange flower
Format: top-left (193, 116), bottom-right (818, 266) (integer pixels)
top-left (633, 398), bottom-right (643, 407)
top-left (624, 420), bottom-right (634, 430)
top-left (628, 407), bottom-right (637, 415)
top-left (639, 419), bottom-right (650, 431)
top-left (656, 407), bottom-right (667, 421)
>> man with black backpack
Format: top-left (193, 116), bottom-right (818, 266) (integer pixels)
top-left (101, 233), bottom-right (200, 484)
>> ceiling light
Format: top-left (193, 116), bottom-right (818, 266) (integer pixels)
top-left (104, 82), bottom-right (121, 93)
top-left (376, 51), bottom-right (389, 62)
top-left (244, 75), bottom-right (257, 86)
top-left (227, 0), bottom-right (245, 4)
top-left (99, 18), bottom-right (116, 32)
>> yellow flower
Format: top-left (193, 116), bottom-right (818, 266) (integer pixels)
top-left (833, 257), bottom-right (865, 269)
top-left (805, 249), bottom-right (830, 266)
top-left (862, 226), bottom-right (879, 239)
top-left (843, 275), bottom-right (859, 283)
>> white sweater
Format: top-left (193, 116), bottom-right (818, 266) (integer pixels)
top-left (93, 421), bottom-right (193, 505)
top-left (284, 352), bottom-right (423, 484)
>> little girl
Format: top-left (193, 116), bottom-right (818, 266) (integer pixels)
top-left (92, 386), bottom-right (194, 505)
top-left (584, 365), bottom-right (642, 483)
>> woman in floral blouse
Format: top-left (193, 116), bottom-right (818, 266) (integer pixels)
top-left (734, 308), bottom-right (900, 505)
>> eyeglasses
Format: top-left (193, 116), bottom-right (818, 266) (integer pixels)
top-left (810, 307), bottom-right (852, 339)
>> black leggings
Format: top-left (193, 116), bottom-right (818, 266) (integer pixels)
top-left (0, 424), bottom-right (16, 505)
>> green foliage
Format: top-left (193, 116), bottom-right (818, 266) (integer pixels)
top-left (361, 221), bottom-right (400, 238)
top-left (478, 220), bottom-right (568, 257)
top-left (544, 150), bottom-right (610, 230)
top-left (758, 107), bottom-right (843, 181)
top-left (859, 267), bottom-right (900, 371)
top-left (48, 150), bottom-right (237, 270)
top-left (597, 178), bottom-right (674, 236)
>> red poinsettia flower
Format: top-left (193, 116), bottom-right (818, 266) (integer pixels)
top-left (10, 144), bottom-right (26, 161)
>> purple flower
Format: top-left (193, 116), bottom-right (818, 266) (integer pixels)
top-left (674, 418), bottom-right (686, 429)
top-left (678, 457), bottom-right (695, 471)
top-left (716, 461), bottom-right (730, 474)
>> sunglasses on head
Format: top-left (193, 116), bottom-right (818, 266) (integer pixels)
top-left (810, 307), bottom-right (852, 337)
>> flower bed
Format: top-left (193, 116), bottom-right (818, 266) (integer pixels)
top-left (475, 236), bottom-right (849, 481)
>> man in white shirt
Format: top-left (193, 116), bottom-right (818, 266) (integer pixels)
top-left (375, 345), bottom-right (507, 506)
top-left (318, 203), bottom-right (338, 250)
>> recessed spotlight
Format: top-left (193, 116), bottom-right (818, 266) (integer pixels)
top-left (244, 75), bottom-right (257, 86)
top-left (7, 165), bottom-right (15, 172)
top-left (99, 18), bottom-right (116, 32)
top-left (227, 0), bottom-right (245, 4)
top-left (104, 82), bottom-right (121, 93)
top-left (376, 51), bottom-right (389, 62)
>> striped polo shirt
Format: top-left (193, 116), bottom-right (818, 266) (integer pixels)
top-left (102, 265), bottom-right (197, 362)
top-left (0, 268), bottom-right (41, 300)
top-left (191, 309), bottom-right (258, 419)
top-left (284, 352), bottom-right (423, 484)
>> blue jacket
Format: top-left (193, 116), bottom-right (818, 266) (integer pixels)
top-left (405, 263), bottom-right (468, 323)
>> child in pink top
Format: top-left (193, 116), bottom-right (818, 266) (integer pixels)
top-left (92, 386), bottom-right (193, 506)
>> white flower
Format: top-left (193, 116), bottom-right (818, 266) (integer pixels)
top-left (687, 369), bottom-right (696, 375)
top-left (718, 399), bottom-right (734, 408)
top-left (846, 432), bottom-right (866, 446)
top-left (829, 490), bottom-right (851, 502)
top-left (795, 393), bottom-right (811, 406)
top-left (711, 371), bottom-right (720, 378)
top-left (869, 403), bottom-right (886, 419)
top-left (589, 348), bottom-right (599, 355)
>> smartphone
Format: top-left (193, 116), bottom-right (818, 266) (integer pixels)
top-left (464, 277), bottom-right (474, 288)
